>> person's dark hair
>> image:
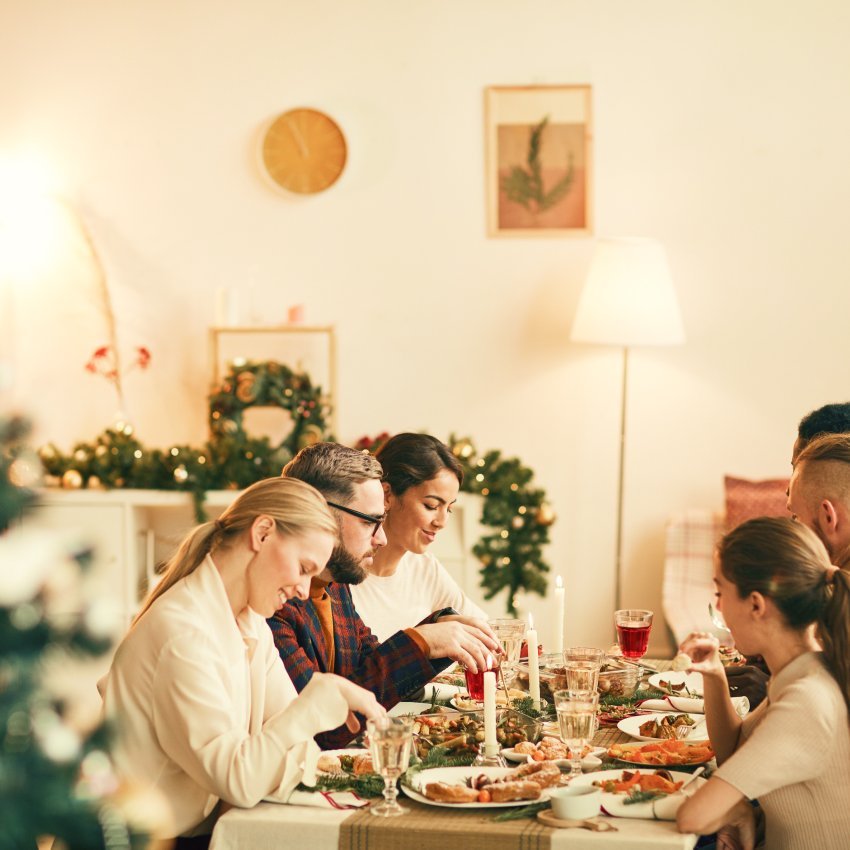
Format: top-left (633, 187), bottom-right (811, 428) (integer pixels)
top-left (282, 442), bottom-right (382, 505)
top-left (718, 516), bottom-right (850, 712)
top-left (375, 433), bottom-right (463, 496)
top-left (798, 403), bottom-right (850, 444)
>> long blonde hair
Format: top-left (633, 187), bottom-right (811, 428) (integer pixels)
top-left (133, 477), bottom-right (337, 625)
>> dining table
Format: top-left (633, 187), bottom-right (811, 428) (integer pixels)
top-left (210, 660), bottom-right (704, 850)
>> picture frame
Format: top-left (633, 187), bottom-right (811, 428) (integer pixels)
top-left (209, 325), bottom-right (337, 435)
top-left (485, 85), bottom-right (593, 237)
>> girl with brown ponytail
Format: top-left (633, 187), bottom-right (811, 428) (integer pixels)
top-left (675, 517), bottom-right (850, 849)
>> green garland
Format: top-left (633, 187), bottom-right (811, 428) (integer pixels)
top-left (37, 368), bottom-right (554, 608)
top-left (38, 360), bottom-right (331, 520)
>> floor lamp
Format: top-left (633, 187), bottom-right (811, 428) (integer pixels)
top-left (570, 237), bottom-right (685, 611)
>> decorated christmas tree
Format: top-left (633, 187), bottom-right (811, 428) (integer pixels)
top-left (0, 415), bottom-right (153, 850)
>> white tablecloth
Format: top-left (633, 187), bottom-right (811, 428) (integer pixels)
top-left (210, 799), bottom-right (699, 850)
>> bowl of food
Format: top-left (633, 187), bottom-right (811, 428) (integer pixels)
top-left (513, 653), bottom-right (568, 704)
top-left (597, 663), bottom-right (639, 699)
top-left (411, 708), bottom-right (540, 760)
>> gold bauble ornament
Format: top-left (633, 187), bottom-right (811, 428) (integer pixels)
top-left (451, 438), bottom-right (474, 459)
top-left (87, 475), bottom-right (103, 490)
top-left (62, 469), bottom-right (84, 490)
top-left (173, 465), bottom-right (189, 484)
top-left (511, 516), bottom-right (524, 530)
top-left (235, 372), bottom-right (258, 403)
top-left (535, 502), bottom-right (556, 526)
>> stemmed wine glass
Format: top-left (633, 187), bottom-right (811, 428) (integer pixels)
top-left (488, 618), bottom-right (526, 689)
top-left (554, 690), bottom-right (599, 778)
top-left (366, 716), bottom-right (413, 817)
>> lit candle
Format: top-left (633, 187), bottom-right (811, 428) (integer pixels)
top-left (554, 575), bottom-right (565, 654)
top-left (527, 614), bottom-right (540, 710)
top-left (483, 669), bottom-right (497, 755)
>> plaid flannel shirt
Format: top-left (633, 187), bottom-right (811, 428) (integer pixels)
top-left (268, 582), bottom-right (453, 749)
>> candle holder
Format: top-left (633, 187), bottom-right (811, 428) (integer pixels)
top-left (472, 744), bottom-right (506, 768)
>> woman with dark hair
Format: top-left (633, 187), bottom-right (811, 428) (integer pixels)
top-left (350, 433), bottom-right (488, 642)
top-left (675, 517), bottom-right (850, 849)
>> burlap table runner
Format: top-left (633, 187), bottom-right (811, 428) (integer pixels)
top-left (339, 798), bottom-right (552, 850)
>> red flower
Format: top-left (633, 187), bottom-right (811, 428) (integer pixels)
top-left (93, 346), bottom-right (110, 358)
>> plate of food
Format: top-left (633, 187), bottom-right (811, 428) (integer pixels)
top-left (616, 713), bottom-right (706, 742)
top-left (607, 739), bottom-right (714, 767)
top-left (315, 748), bottom-right (374, 776)
top-left (569, 768), bottom-right (707, 819)
top-left (596, 705), bottom-right (653, 726)
top-left (403, 761), bottom-right (564, 808)
top-left (648, 671), bottom-right (703, 697)
top-left (502, 739), bottom-right (606, 765)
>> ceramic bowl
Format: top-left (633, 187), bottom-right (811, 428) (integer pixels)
top-left (548, 785), bottom-right (602, 820)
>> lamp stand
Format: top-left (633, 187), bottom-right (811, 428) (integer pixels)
top-left (614, 346), bottom-right (629, 612)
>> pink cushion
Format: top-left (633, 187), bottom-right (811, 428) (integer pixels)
top-left (724, 475), bottom-right (790, 531)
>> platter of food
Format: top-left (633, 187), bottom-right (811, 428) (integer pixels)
top-left (315, 749), bottom-right (375, 775)
top-left (568, 768), bottom-right (707, 819)
top-left (648, 671), bottom-right (703, 697)
top-left (596, 705), bottom-right (653, 726)
top-left (403, 761), bottom-right (564, 809)
top-left (607, 739), bottom-right (714, 767)
top-left (411, 709), bottom-right (538, 759)
top-left (502, 738), bottom-right (606, 764)
top-left (616, 712), bottom-right (706, 742)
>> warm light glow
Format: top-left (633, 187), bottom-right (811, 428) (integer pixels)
top-left (555, 575), bottom-right (563, 589)
top-left (0, 154), bottom-right (63, 282)
top-left (571, 237), bottom-right (685, 347)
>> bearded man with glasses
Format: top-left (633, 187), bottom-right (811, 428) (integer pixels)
top-left (269, 442), bottom-right (499, 750)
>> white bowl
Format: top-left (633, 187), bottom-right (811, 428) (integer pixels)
top-left (548, 785), bottom-right (602, 820)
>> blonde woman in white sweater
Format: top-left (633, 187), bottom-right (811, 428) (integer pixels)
top-left (676, 517), bottom-right (850, 850)
top-left (102, 477), bottom-right (384, 847)
top-left (351, 433), bottom-right (491, 642)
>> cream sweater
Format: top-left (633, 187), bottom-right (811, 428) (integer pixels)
top-left (102, 555), bottom-right (348, 838)
top-left (351, 550), bottom-right (487, 642)
top-left (714, 651), bottom-right (850, 850)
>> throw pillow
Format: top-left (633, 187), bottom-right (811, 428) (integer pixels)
top-left (724, 475), bottom-right (790, 531)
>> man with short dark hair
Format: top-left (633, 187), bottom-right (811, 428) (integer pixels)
top-left (269, 442), bottom-right (499, 749)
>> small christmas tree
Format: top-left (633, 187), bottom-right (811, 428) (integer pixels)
top-left (0, 416), bottom-right (150, 850)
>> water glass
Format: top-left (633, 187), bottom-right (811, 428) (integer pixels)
top-left (614, 609), bottom-right (653, 660)
top-left (563, 646), bottom-right (605, 693)
top-left (488, 618), bottom-right (526, 686)
top-left (366, 716), bottom-right (413, 817)
top-left (554, 690), bottom-right (599, 777)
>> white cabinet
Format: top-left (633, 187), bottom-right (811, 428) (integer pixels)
top-left (26, 489), bottom-right (239, 626)
top-left (24, 488), bottom-right (491, 627)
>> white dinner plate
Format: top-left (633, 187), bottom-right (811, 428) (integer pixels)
top-left (616, 712), bottom-right (707, 742)
top-left (501, 746), bottom-right (606, 769)
top-left (648, 671), bottom-right (704, 697)
top-left (403, 766), bottom-right (555, 809)
top-left (569, 768), bottom-right (706, 819)
top-left (388, 701), bottom-right (433, 717)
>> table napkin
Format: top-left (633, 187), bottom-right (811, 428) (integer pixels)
top-left (637, 695), bottom-right (749, 715)
top-left (601, 792), bottom-right (687, 821)
top-left (263, 789), bottom-right (370, 810)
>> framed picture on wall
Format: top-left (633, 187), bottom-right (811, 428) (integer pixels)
top-left (209, 324), bottom-right (337, 438)
top-left (485, 85), bottom-right (593, 237)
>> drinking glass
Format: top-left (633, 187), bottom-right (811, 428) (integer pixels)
top-left (614, 609), bottom-right (653, 660)
top-left (554, 690), bottom-right (599, 777)
top-left (488, 618), bottom-right (526, 688)
top-left (463, 654), bottom-right (501, 701)
top-left (366, 716), bottom-right (413, 817)
top-left (563, 646), bottom-right (605, 693)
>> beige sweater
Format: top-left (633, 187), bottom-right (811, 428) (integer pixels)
top-left (715, 651), bottom-right (850, 850)
top-left (102, 555), bottom-right (348, 838)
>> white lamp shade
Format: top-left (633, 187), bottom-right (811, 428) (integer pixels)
top-left (571, 237), bottom-right (685, 347)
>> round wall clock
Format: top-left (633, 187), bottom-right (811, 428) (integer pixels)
top-left (261, 108), bottom-right (347, 195)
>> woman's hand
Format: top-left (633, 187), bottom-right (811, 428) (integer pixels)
top-left (678, 632), bottom-right (725, 681)
top-left (325, 674), bottom-right (387, 733)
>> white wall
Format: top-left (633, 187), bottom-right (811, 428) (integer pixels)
top-left (3, 0), bottom-right (850, 654)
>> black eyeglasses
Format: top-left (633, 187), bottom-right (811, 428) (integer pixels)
top-left (326, 501), bottom-right (386, 535)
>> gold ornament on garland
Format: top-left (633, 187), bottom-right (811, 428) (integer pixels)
top-left (62, 469), bottom-right (84, 490)
top-left (535, 502), bottom-right (556, 526)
